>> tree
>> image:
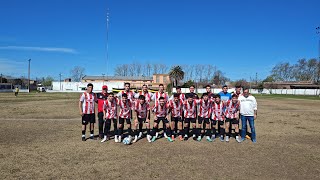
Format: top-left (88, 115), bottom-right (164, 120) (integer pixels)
top-left (70, 66), bottom-right (85, 82)
top-left (234, 79), bottom-right (250, 88)
top-left (211, 70), bottom-right (229, 86)
top-left (42, 76), bottom-right (54, 86)
top-left (169, 65), bottom-right (185, 87)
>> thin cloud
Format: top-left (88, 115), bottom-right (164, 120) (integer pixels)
top-left (0, 46), bottom-right (77, 54)
top-left (0, 58), bottom-right (27, 75)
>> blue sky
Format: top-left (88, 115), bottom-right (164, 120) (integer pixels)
top-left (0, 0), bottom-right (319, 81)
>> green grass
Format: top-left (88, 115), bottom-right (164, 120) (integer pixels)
top-left (256, 94), bottom-right (320, 100)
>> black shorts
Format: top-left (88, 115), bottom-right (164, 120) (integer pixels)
top-left (185, 118), bottom-right (196, 124)
top-left (171, 117), bottom-right (182, 122)
top-left (218, 121), bottom-right (224, 126)
top-left (232, 119), bottom-right (239, 124)
top-left (211, 120), bottom-right (217, 126)
top-left (138, 118), bottom-right (147, 123)
top-left (82, 114), bottom-right (96, 125)
top-left (198, 117), bottom-right (210, 124)
top-left (119, 118), bottom-right (131, 124)
top-left (154, 117), bottom-right (169, 124)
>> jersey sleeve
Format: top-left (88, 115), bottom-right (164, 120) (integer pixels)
top-left (79, 93), bottom-right (85, 102)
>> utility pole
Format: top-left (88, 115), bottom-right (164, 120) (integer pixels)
top-left (28, 59), bottom-right (31, 93)
top-left (59, 73), bottom-right (62, 91)
top-left (256, 72), bottom-right (258, 85)
top-left (317, 27), bottom-right (320, 61)
top-left (105, 9), bottom-right (110, 75)
top-left (102, 73), bottom-right (105, 85)
top-left (0, 73), bottom-right (2, 83)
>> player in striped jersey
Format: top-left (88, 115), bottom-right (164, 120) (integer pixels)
top-left (169, 86), bottom-right (185, 101)
top-left (168, 93), bottom-right (183, 141)
top-left (117, 82), bottom-right (135, 100)
top-left (101, 92), bottom-right (118, 143)
top-left (150, 97), bottom-right (173, 142)
top-left (211, 94), bottom-right (226, 141)
top-left (152, 84), bottom-right (169, 138)
top-left (196, 93), bottom-right (213, 142)
top-left (224, 94), bottom-right (241, 143)
top-left (205, 85), bottom-right (215, 100)
top-left (134, 84), bottom-right (153, 103)
top-left (183, 93), bottom-right (198, 141)
top-left (133, 95), bottom-right (151, 143)
top-left (116, 93), bottom-right (134, 143)
top-left (79, 83), bottom-right (97, 141)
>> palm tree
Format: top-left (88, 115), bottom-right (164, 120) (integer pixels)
top-left (169, 65), bottom-right (184, 87)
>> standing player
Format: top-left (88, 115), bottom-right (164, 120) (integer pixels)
top-left (15, 86), bottom-right (19, 97)
top-left (135, 84), bottom-right (153, 103)
top-left (183, 93), bottom-right (198, 141)
top-left (170, 86), bottom-right (185, 101)
top-left (233, 86), bottom-right (242, 97)
top-left (189, 85), bottom-right (199, 99)
top-left (219, 85), bottom-right (232, 102)
top-left (133, 95), bottom-right (151, 142)
top-left (79, 83), bottom-right (96, 141)
top-left (211, 94), bottom-right (226, 141)
top-left (205, 85), bottom-right (214, 100)
top-left (197, 93), bottom-right (213, 142)
top-left (150, 97), bottom-right (173, 142)
top-left (101, 92), bottom-right (118, 143)
top-left (117, 82), bottom-right (135, 100)
top-left (239, 88), bottom-right (258, 143)
top-left (116, 93), bottom-right (134, 143)
top-left (96, 85), bottom-right (108, 139)
top-left (224, 94), bottom-right (241, 142)
top-left (168, 93), bottom-right (183, 141)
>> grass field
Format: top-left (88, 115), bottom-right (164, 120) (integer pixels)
top-left (1, 92), bottom-right (320, 179)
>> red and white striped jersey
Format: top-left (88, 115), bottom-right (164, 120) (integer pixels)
top-left (80, 92), bottom-right (96, 114)
top-left (134, 102), bottom-right (150, 118)
top-left (168, 99), bottom-right (183, 118)
top-left (117, 90), bottom-right (135, 101)
top-left (211, 101), bottom-right (225, 121)
top-left (135, 91), bottom-right (153, 103)
top-left (152, 103), bottom-right (169, 118)
top-left (183, 100), bottom-right (197, 118)
top-left (103, 98), bottom-right (118, 119)
top-left (225, 100), bottom-right (240, 119)
top-left (118, 99), bottom-right (133, 119)
top-left (152, 91), bottom-right (169, 105)
top-left (170, 93), bottom-right (186, 102)
top-left (197, 99), bottom-right (212, 118)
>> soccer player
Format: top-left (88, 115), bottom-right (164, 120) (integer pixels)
top-left (79, 83), bottom-right (96, 141)
top-left (152, 84), bottom-right (169, 138)
top-left (170, 86), bottom-right (185, 101)
top-left (211, 94), bottom-right (226, 141)
top-left (168, 93), bottom-right (183, 141)
top-left (101, 92), bottom-right (118, 143)
top-left (205, 85), bottom-right (214, 100)
top-left (134, 84), bottom-right (153, 103)
top-left (150, 97), bottom-right (173, 142)
top-left (224, 94), bottom-right (241, 142)
top-left (239, 88), bottom-right (258, 143)
top-left (197, 93), bottom-right (213, 142)
top-left (219, 85), bottom-right (232, 102)
top-left (233, 86), bottom-right (243, 97)
top-left (133, 95), bottom-right (151, 142)
top-left (189, 85), bottom-right (199, 99)
top-left (183, 93), bottom-right (198, 141)
top-left (96, 85), bottom-right (108, 139)
top-left (15, 87), bottom-right (19, 97)
top-left (117, 82), bottom-right (135, 100)
top-left (116, 93), bottom-right (134, 143)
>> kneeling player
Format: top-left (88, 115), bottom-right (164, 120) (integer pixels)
top-left (151, 97), bottom-right (173, 142)
top-left (225, 94), bottom-right (240, 142)
top-left (133, 95), bottom-right (151, 142)
top-left (116, 93), bottom-right (134, 143)
top-left (211, 94), bottom-right (226, 141)
top-left (168, 93), bottom-right (183, 141)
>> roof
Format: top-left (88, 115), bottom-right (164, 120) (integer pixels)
top-left (264, 81), bottom-right (314, 85)
top-left (290, 85), bottom-right (320, 88)
top-left (82, 75), bottom-right (153, 81)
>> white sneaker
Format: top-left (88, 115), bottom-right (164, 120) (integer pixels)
top-left (193, 134), bottom-right (196, 138)
top-left (164, 133), bottom-right (168, 139)
top-left (101, 136), bottom-right (107, 143)
top-left (138, 132), bottom-right (143, 139)
top-left (155, 132), bottom-right (159, 139)
top-left (118, 136), bottom-right (122, 143)
top-left (236, 136), bottom-right (241, 143)
top-left (115, 135), bottom-right (119, 143)
top-left (132, 135), bottom-right (138, 143)
top-left (226, 136), bottom-right (230, 142)
top-left (127, 135), bottom-right (132, 143)
top-left (147, 135), bottom-right (152, 143)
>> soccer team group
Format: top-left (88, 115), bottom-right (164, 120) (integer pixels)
top-left (79, 82), bottom-right (258, 144)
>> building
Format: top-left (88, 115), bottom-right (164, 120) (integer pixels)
top-left (264, 81), bottom-right (320, 89)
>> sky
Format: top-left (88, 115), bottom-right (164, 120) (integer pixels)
top-left (0, 0), bottom-right (319, 81)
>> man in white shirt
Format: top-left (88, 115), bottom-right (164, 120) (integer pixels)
top-left (238, 88), bottom-right (258, 143)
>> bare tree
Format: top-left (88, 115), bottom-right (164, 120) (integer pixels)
top-left (159, 64), bottom-right (168, 74)
top-left (70, 66), bottom-right (85, 82)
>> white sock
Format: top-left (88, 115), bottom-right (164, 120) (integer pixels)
top-left (90, 134), bottom-right (94, 137)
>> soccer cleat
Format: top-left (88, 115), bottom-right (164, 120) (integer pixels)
top-left (206, 136), bottom-right (213, 142)
top-left (164, 133), bottom-right (168, 139)
top-left (90, 135), bottom-right (95, 140)
top-left (171, 135), bottom-right (175, 141)
top-left (138, 132), bottom-right (143, 139)
top-left (132, 135), bottom-right (138, 143)
top-left (192, 134), bottom-right (196, 138)
top-left (197, 136), bottom-right (202, 142)
top-left (211, 135), bottom-right (216, 141)
top-left (220, 136), bottom-right (224, 142)
top-left (114, 135), bottom-right (119, 143)
top-left (179, 135), bottom-right (184, 141)
top-left (226, 136), bottom-right (230, 142)
top-left (151, 136), bottom-right (157, 142)
top-left (101, 136), bottom-right (107, 143)
top-left (245, 135), bottom-right (251, 140)
top-left (184, 135), bottom-right (188, 141)
top-left (236, 136), bottom-right (241, 143)
top-left (155, 132), bottom-right (159, 139)
top-left (167, 137), bottom-right (174, 142)
top-left (82, 136), bottom-right (86, 141)
top-left (147, 135), bottom-right (152, 143)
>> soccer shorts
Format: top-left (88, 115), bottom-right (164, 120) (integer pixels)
top-left (119, 118), bottom-right (131, 124)
top-left (185, 118), bottom-right (196, 124)
top-left (171, 116), bottom-right (182, 122)
top-left (154, 117), bottom-right (169, 124)
top-left (82, 114), bottom-right (96, 125)
top-left (198, 117), bottom-right (210, 124)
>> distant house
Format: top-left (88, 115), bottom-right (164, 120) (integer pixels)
top-left (264, 81), bottom-right (320, 89)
